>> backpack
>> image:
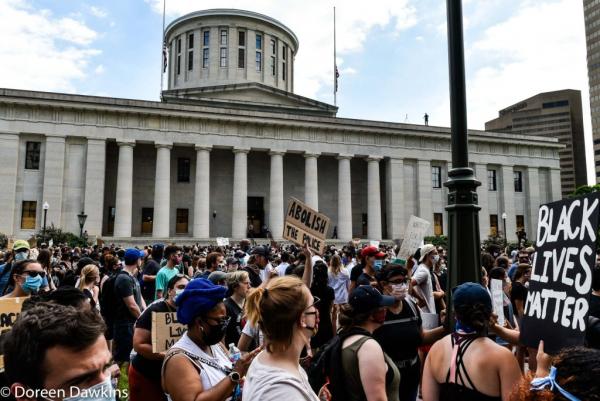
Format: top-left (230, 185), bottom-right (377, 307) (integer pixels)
top-left (100, 270), bottom-right (129, 326)
top-left (306, 327), bottom-right (371, 400)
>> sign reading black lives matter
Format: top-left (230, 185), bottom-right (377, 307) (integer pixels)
top-left (284, 198), bottom-right (331, 255)
top-left (520, 193), bottom-right (600, 354)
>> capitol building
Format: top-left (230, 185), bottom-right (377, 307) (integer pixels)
top-left (0, 9), bottom-right (562, 244)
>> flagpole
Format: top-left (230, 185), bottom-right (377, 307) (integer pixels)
top-left (160, 0), bottom-right (166, 99)
top-left (333, 6), bottom-right (337, 106)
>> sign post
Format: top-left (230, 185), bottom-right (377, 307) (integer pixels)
top-left (283, 198), bottom-right (331, 255)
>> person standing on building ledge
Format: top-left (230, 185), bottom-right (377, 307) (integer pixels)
top-left (424, 113), bottom-right (429, 126)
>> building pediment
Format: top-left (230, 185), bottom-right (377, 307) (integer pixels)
top-left (161, 82), bottom-right (338, 117)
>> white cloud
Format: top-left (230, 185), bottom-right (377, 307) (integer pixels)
top-left (146, 0), bottom-right (417, 100)
top-left (90, 6), bottom-right (108, 18)
top-left (340, 67), bottom-right (357, 75)
top-left (0, 0), bottom-right (101, 93)
top-left (94, 64), bottom-right (105, 74)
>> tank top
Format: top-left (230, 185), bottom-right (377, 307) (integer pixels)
top-left (341, 335), bottom-right (400, 401)
top-left (439, 334), bottom-right (501, 401)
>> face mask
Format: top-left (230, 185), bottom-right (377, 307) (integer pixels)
top-left (373, 260), bottom-right (383, 271)
top-left (201, 320), bottom-right (227, 345)
top-left (63, 375), bottom-right (117, 401)
top-left (217, 263), bottom-right (226, 271)
top-left (174, 289), bottom-right (184, 302)
top-left (391, 283), bottom-right (408, 300)
top-left (14, 251), bottom-right (28, 262)
top-left (22, 275), bottom-right (43, 294)
top-left (433, 255), bottom-right (440, 264)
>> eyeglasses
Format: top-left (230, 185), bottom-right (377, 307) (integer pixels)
top-left (388, 278), bottom-right (407, 284)
top-left (21, 270), bottom-right (46, 278)
top-left (303, 296), bottom-right (320, 316)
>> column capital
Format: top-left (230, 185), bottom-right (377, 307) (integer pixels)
top-left (117, 140), bottom-right (135, 147)
top-left (155, 143), bottom-right (173, 150)
top-left (269, 150), bottom-right (286, 157)
top-left (304, 152), bottom-right (320, 159)
top-left (232, 147), bottom-right (250, 154)
top-left (336, 154), bottom-right (353, 160)
top-left (195, 145), bottom-right (212, 152)
top-left (366, 156), bottom-right (383, 162)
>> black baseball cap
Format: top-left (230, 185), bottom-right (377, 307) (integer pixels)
top-left (348, 285), bottom-right (395, 314)
top-left (251, 246), bottom-right (270, 257)
top-left (452, 282), bottom-right (492, 313)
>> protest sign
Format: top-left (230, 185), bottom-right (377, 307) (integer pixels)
top-left (490, 279), bottom-right (505, 327)
top-left (27, 236), bottom-right (37, 249)
top-left (520, 193), bottom-right (600, 354)
top-left (6, 238), bottom-right (14, 251)
top-left (397, 216), bottom-right (430, 260)
top-left (0, 297), bottom-right (27, 371)
top-left (152, 312), bottom-right (186, 353)
top-left (216, 237), bottom-right (229, 247)
top-left (283, 198), bottom-right (331, 255)
top-left (421, 313), bottom-right (439, 330)
top-left (370, 240), bottom-right (380, 248)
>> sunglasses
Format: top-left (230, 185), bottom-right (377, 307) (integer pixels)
top-left (22, 270), bottom-right (46, 278)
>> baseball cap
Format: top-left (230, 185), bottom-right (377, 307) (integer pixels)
top-left (152, 243), bottom-right (165, 252)
top-left (348, 285), bottom-right (395, 314)
top-left (13, 240), bottom-right (30, 251)
top-left (418, 244), bottom-right (436, 262)
top-left (452, 282), bottom-right (492, 313)
top-left (124, 248), bottom-right (144, 265)
top-left (251, 246), bottom-right (270, 257)
top-left (361, 246), bottom-right (385, 259)
top-left (226, 256), bottom-right (240, 265)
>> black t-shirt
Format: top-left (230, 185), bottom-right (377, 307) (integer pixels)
top-left (374, 299), bottom-right (423, 361)
top-left (356, 271), bottom-right (375, 286)
top-left (311, 285), bottom-right (335, 349)
top-left (510, 281), bottom-right (528, 318)
top-left (350, 263), bottom-right (364, 282)
top-left (141, 259), bottom-right (160, 302)
top-left (224, 297), bottom-right (245, 347)
top-left (131, 300), bottom-right (174, 380)
top-left (114, 272), bottom-right (143, 323)
top-left (590, 294), bottom-right (600, 319)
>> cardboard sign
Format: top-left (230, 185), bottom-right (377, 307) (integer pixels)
top-left (397, 216), bottom-right (431, 260)
top-left (283, 198), bottom-right (331, 255)
top-left (520, 193), bottom-right (600, 354)
top-left (421, 312), bottom-right (439, 330)
top-left (216, 237), bottom-right (229, 247)
top-left (27, 236), bottom-right (37, 249)
top-left (151, 312), bottom-right (186, 353)
top-left (0, 297), bottom-right (27, 371)
top-left (6, 238), bottom-right (14, 251)
top-left (96, 238), bottom-right (104, 247)
top-left (491, 279), bottom-right (505, 327)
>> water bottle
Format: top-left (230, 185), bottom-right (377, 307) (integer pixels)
top-left (229, 343), bottom-right (242, 400)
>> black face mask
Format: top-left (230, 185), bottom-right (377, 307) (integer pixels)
top-left (200, 319), bottom-right (228, 345)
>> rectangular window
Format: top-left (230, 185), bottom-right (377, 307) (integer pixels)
top-left (514, 171), bottom-right (523, 192)
top-left (256, 51), bottom-right (262, 71)
top-left (256, 34), bottom-right (262, 49)
top-left (487, 169), bottom-right (497, 191)
top-left (187, 33), bottom-right (194, 71)
top-left (434, 213), bottom-right (443, 236)
top-left (271, 39), bottom-right (276, 54)
top-left (271, 56), bottom-right (276, 76)
top-left (141, 208), bottom-right (153, 235)
top-left (490, 214), bottom-right (498, 236)
top-left (220, 29), bottom-right (228, 45)
top-left (282, 45), bottom-right (287, 60)
top-left (220, 48), bottom-right (228, 67)
top-left (176, 209), bottom-right (189, 234)
top-left (187, 33), bottom-right (194, 49)
top-left (176, 37), bottom-right (182, 75)
top-left (25, 141), bottom-right (41, 169)
top-left (282, 61), bottom-right (286, 81)
top-left (203, 30), bottom-right (210, 46)
top-left (516, 215), bottom-right (525, 231)
top-left (20, 201), bottom-right (36, 230)
top-left (202, 48), bottom-right (209, 68)
top-left (238, 48), bottom-right (245, 68)
top-left (238, 31), bottom-right (246, 46)
top-left (177, 158), bottom-right (190, 182)
top-left (431, 166), bottom-right (442, 188)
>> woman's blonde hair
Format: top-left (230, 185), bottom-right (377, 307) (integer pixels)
top-left (245, 276), bottom-right (309, 353)
top-left (226, 270), bottom-right (249, 291)
top-left (329, 254), bottom-right (342, 276)
top-left (78, 264), bottom-right (99, 291)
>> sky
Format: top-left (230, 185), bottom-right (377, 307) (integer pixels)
top-left (0, 0), bottom-right (594, 184)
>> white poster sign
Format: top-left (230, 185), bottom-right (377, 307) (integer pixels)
top-left (397, 216), bottom-right (431, 260)
top-left (491, 279), bottom-right (505, 327)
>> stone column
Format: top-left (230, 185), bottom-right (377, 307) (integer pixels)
top-left (113, 141), bottom-right (134, 238)
top-left (525, 166), bottom-right (540, 239)
top-left (549, 168), bottom-right (562, 201)
top-left (475, 163), bottom-right (490, 238)
top-left (84, 139), bottom-right (106, 237)
top-left (232, 148), bottom-right (249, 239)
top-left (42, 136), bottom-right (66, 229)
top-left (152, 144), bottom-right (172, 238)
top-left (500, 165), bottom-right (516, 242)
top-left (269, 151), bottom-right (285, 239)
top-left (0, 133), bottom-right (19, 235)
top-left (367, 157), bottom-right (382, 240)
top-left (304, 153), bottom-right (319, 210)
top-left (417, 159), bottom-right (433, 235)
top-left (337, 154), bottom-right (353, 241)
top-left (193, 146), bottom-right (211, 238)
top-left (385, 158), bottom-right (404, 239)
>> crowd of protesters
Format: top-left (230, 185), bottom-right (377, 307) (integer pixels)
top-left (0, 237), bottom-right (598, 401)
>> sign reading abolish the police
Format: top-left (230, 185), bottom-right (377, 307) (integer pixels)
top-left (283, 198), bottom-right (331, 255)
top-left (152, 312), bottom-right (186, 353)
top-left (520, 193), bottom-right (600, 354)
top-left (0, 297), bottom-right (27, 371)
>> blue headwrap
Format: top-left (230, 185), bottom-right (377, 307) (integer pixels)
top-left (176, 278), bottom-right (227, 325)
top-left (530, 366), bottom-right (581, 401)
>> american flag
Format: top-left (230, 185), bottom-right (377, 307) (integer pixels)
top-left (162, 43), bottom-right (168, 73)
top-left (335, 65), bottom-right (340, 92)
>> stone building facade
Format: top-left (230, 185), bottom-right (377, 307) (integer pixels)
top-left (0, 9), bottom-right (562, 243)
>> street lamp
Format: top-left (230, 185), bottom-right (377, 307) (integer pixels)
top-left (42, 201), bottom-right (49, 244)
top-left (77, 211), bottom-right (88, 239)
top-left (501, 212), bottom-right (507, 247)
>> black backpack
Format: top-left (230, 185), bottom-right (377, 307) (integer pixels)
top-left (100, 270), bottom-right (128, 326)
top-left (305, 327), bottom-right (371, 400)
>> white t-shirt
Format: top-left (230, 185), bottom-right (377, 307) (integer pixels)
top-left (243, 351), bottom-right (319, 401)
top-left (328, 268), bottom-right (350, 304)
top-left (412, 263), bottom-right (436, 314)
top-left (277, 262), bottom-right (289, 277)
top-left (242, 321), bottom-right (264, 347)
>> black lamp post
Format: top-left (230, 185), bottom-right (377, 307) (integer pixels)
top-left (443, 0), bottom-right (482, 331)
top-left (502, 212), bottom-right (507, 248)
top-left (42, 201), bottom-right (49, 244)
top-left (77, 211), bottom-right (88, 239)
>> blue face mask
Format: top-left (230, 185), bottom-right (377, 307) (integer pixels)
top-left (63, 375), bottom-right (118, 401)
top-left (14, 251), bottom-right (28, 262)
top-left (373, 260), bottom-right (384, 271)
top-left (22, 275), bottom-right (43, 294)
